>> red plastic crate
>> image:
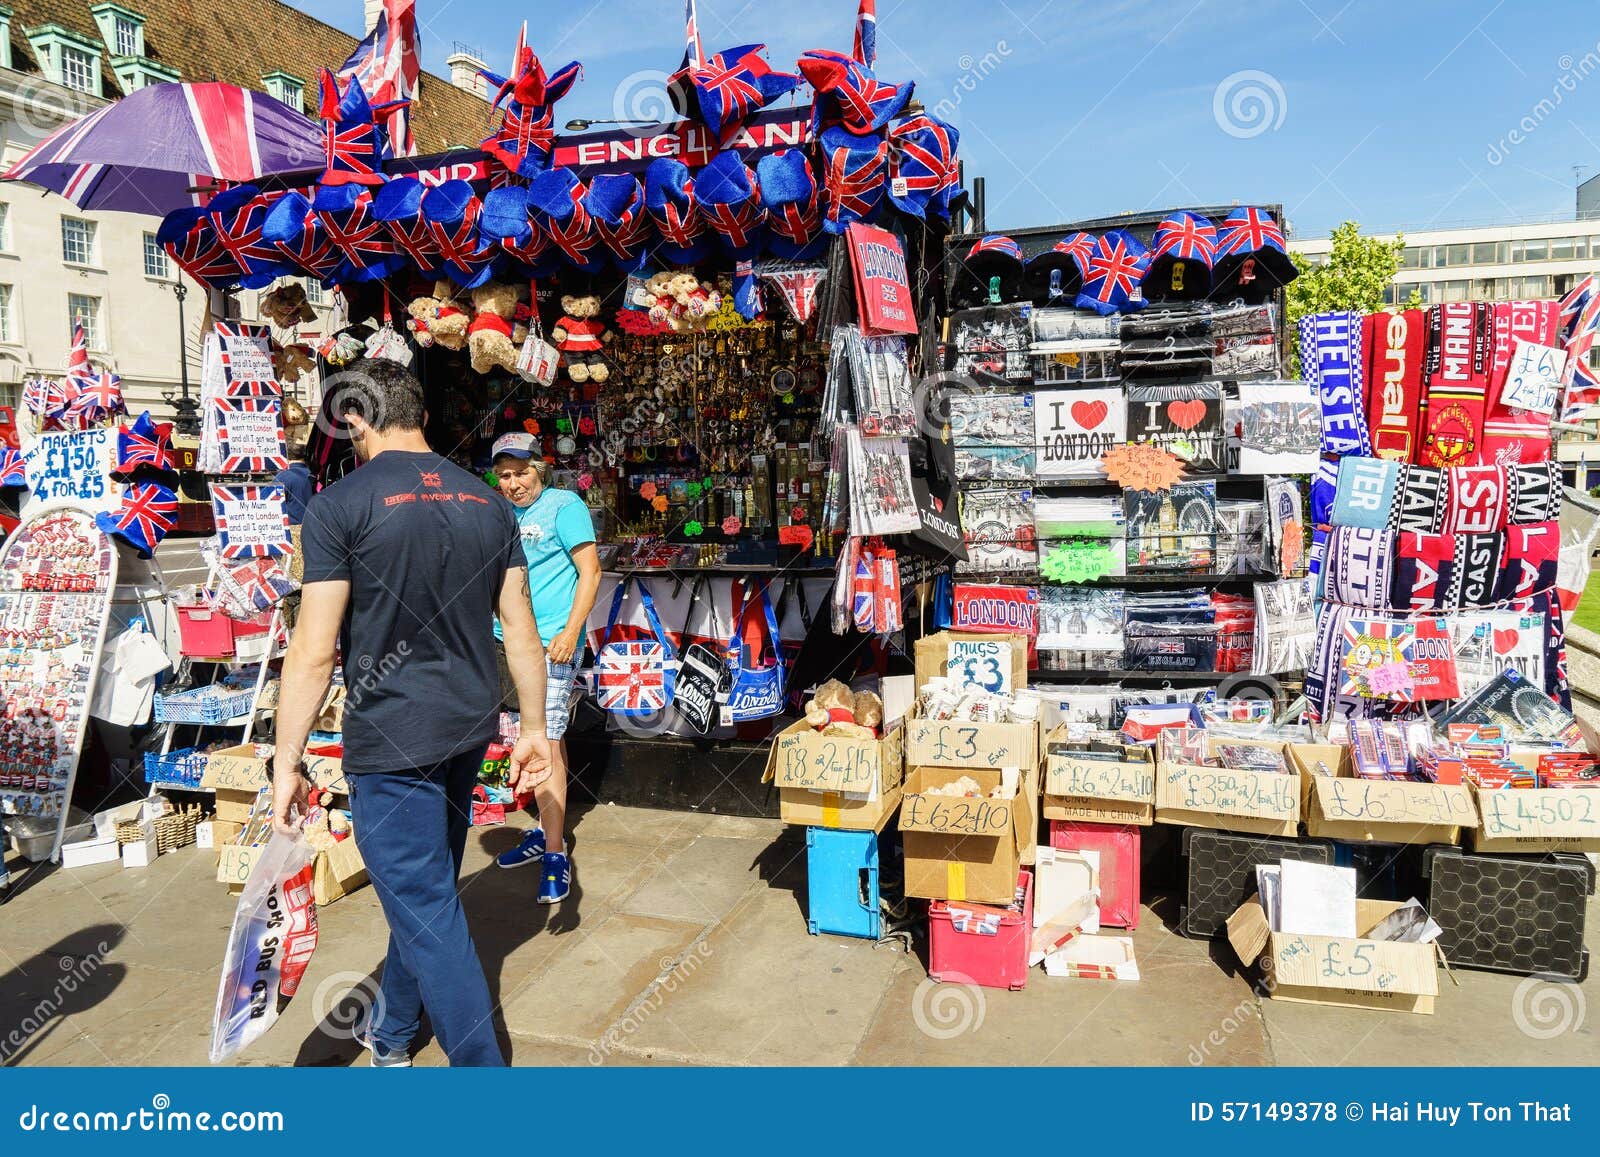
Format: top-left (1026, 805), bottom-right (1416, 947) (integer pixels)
top-left (928, 869), bottom-right (1033, 990)
top-left (1048, 820), bottom-right (1141, 929)
top-left (175, 604), bottom-right (271, 658)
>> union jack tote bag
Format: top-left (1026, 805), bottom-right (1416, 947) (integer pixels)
top-left (594, 577), bottom-right (678, 717)
top-left (722, 579), bottom-right (787, 724)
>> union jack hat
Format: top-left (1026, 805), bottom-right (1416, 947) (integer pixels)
top-left (818, 125), bottom-right (887, 236)
top-left (695, 151), bottom-right (766, 258)
top-left (669, 44), bottom-right (801, 148)
top-left (480, 32), bottom-right (582, 179)
top-left (1076, 229), bottom-right (1150, 316)
top-left (755, 149), bottom-right (825, 261)
top-left (373, 177), bottom-right (443, 280)
top-left (114, 410), bottom-right (175, 475)
top-left (478, 185), bottom-right (557, 277)
top-left (316, 68), bottom-right (403, 188)
top-left (95, 481), bottom-right (178, 554)
top-left (156, 205), bottom-right (245, 290)
top-left (887, 112), bottom-right (960, 220)
top-left (798, 48), bottom-right (913, 135)
top-left (1145, 210), bottom-right (1217, 302)
top-left (584, 174), bottom-right (651, 272)
top-left (1023, 231), bottom-right (1094, 306)
top-left (313, 184), bottom-right (406, 285)
top-left (0, 445), bottom-right (24, 487)
top-left (526, 167), bottom-right (605, 272)
top-left (419, 180), bottom-right (498, 288)
top-left (644, 158), bottom-right (710, 265)
top-left (1211, 206), bottom-right (1295, 303)
top-left (206, 184), bottom-right (289, 290)
top-left (262, 191), bottom-right (345, 285)
top-left (952, 234), bottom-right (1025, 307)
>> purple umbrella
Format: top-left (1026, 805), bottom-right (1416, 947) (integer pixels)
top-left (3, 82), bottom-right (324, 217)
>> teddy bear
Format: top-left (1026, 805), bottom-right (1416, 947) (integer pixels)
top-left (272, 341), bottom-right (316, 384)
top-left (803, 679), bottom-right (884, 739)
top-left (260, 282), bottom-right (316, 328)
top-left (551, 294), bottom-right (612, 384)
top-left (644, 271), bottom-right (688, 332)
top-left (407, 279), bottom-right (471, 352)
top-left (467, 282), bottom-right (530, 375)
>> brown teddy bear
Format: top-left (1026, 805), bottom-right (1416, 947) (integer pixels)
top-left (260, 282), bottom-right (316, 328)
top-left (803, 679), bottom-right (883, 739)
top-left (551, 294), bottom-right (611, 384)
top-left (411, 280), bottom-right (470, 352)
top-left (272, 341), bottom-right (316, 384)
top-left (467, 282), bottom-right (530, 375)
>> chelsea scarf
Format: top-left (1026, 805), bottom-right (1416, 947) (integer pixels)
top-left (1482, 300), bottom-right (1560, 465)
top-left (1421, 302), bottom-right (1492, 468)
top-left (1362, 309), bottom-right (1426, 462)
top-left (1300, 310), bottom-right (1370, 456)
top-left (1311, 459), bottom-right (1339, 527)
top-left (1390, 530), bottom-right (1455, 612)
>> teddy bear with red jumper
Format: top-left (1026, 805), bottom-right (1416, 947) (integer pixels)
top-left (552, 294), bottom-right (611, 384)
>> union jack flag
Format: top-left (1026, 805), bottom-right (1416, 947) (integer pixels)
top-left (888, 113), bottom-right (959, 217)
top-left (1560, 275), bottom-right (1600, 417)
top-left (21, 377), bottom-right (67, 418)
top-left (315, 187), bottom-right (400, 281)
top-left (798, 49), bottom-right (912, 134)
top-left (115, 411), bottom-right (175, 474)
top-left (820, 129), bottom-right (886, 233)
top-left (596, 642), bottom-right (669, 712)
top-left (480, 24), bottom-right (581, 178)
top-left (69, 370), bottom-right (124, 423)
top-left (317, 69), bottom-right (398, 186)
top-left (0, 445), bottom-right (24, 486)
top-left (1560, 275), bottom-right (1597, 340)
top-left (1082, 233), bottom-right (1150, 305)
top-left (210, 396), bottom-right (287, 474)
top-left (1215, 206), bottom-right (1286, 258)
top-left (158, 207), bottom-right (245, 288)
top-left (211, 482), bottom-right (292, 560)
top-left (101, 482), bottom-right (178, 553)
top-left (336, 0), bottom-right (420, 158)
top-left (853, 0), bottom-right (877, 67)
top-left (1152, 211), bottom-right (1218, 265)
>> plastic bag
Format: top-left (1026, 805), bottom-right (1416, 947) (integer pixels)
top-left (209, 830), bottom-right (319, 1063)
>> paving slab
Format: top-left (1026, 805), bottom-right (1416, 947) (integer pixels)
top-left (618, 835), bottom-right (771, 925)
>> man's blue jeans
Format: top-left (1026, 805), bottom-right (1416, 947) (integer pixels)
top-left (346, 751), bottom-right (504, 1066)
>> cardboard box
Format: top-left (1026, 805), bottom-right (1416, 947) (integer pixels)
top-left (900, 767), bottom-right (1018, 839)
top-left (764, 719), bottom-right (904, 797)
top-left (313, 837), bottom-right (368, 906)
top-left (776, 785), bottom-right (902, 832)
top-left (1227, 895), bottom-right (1440, 1014)
top-left (913, 631), bottom-right (1028, 694)
top-left (216, 842), bottom-right (264, 886)
top-left (1155, 736), bottom-right (1299, 836)
top-left (213, 789), bottom-right (264, 826)
top-left (1291, 743), bottom-right (1477, 846)
top-left (903, 771), bottom-right (1034, 905)
top-left (201, 743), bottom-right (347, 794)
top-left (1469, 784), bottom-right (1600, 853)
top-left (1043, 731), bottom-right (1155, 826)
top-left (904, 711), bottom-right (1039, 773)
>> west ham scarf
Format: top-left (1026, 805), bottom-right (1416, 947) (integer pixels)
top-left (1323, 526), bottom-right (1394, 611)
top-left (1444, 463), bottom-right (1508, 534)
top-left (1300, 310), bottom-right (1370, 456)
top-left (1421, 302), bottom-right (1492, 468)
top-left (1509, 460), bottom-right (1562, 524)
top-left (1390, 530), bottom-right (1456, 612)
top-left (1494, 520), bottom-right (1560, 603)
top-left (1311, 459), bottom-right (1339, 527)
top-left (1482, 300), bottom-right (1561, 464)
top-left (1363, 309), bottom-right (1426, 462)
top-left (1397, 465), bottom-right (1447, 534)
top-left (1331, 455), bottom-right (1402, 530)
top-left (1449, 530), bottom-right (1504, 609)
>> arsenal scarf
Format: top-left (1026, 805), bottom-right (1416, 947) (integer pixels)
top-left (1494, 520), bottom-right (1560, 603)
top-left (1331, 455), bottom-right (1403, 530)
top-left (1509, 460), bottom-right (1562, 525)
top-left (1390, 531), bottom-right (1456, 612)
top-left (1396, 465), bottom-right (1446, 534)
top-left (1482, 300), bottom-right (1560, 464)
top-left (1323, 526), bottom-right (1394, 611)
top-left (1301, 310), bottom-right (1370, 456)
top-left (1420, 302), bottom-right (1492, 468)
top-left (1449, 531), bottom-right (1504, 609)
top-left (1444, 463), bottom-right (1508, 534)
top-left (1363, 309), bottom-right (1426, 462)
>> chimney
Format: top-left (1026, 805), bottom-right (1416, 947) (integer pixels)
top-left (446, 43), bottom-right (488, 97)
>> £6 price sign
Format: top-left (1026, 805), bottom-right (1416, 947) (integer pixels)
top-left (22, 428), bottom-right (117, 515)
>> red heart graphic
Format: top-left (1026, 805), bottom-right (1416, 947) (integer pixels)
top-left (1493, 628), bottom-right (1517, 655)
top-left (1070, 399), bottom-right (1109, 429)
top-left (1167, 399), bottom-right (1207, 430)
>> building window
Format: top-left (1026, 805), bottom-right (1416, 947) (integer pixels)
top-left (60, 45), bottom-right (95, 92)
top-left (302, 277), bottom-right (327, 306)
top-left (1443, 244), bottom-right (1470, 267)
top-left (113, 15), bottom-right (139, 56)
top-left (68, 293), bottom-right (101, 348)
top-left (0, 286), bottom-right (14, 343)
top-left (0, 203), bottom-right (10, 251)
top-left (1470, 242), bottom-right (1500, 265)
top-left (61, 217), bottom-right (96, 265)
top-left (1400, 248), bottom-right (1427, 269)
top-left (263, 71), bottom-right (305, 113)
top-left (142, 231), bottom-right (169, 278)
top-left (1549, 237), bottom-right (1577, 261)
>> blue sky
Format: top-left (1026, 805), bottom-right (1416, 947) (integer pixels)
top-left (294, 0), bottom-right (1600, 239)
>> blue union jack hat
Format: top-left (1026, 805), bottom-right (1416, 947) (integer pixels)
top-left (819, 125), bottom-right (887, 235)
top-left (373, 177), bottom-right (442, 280)
top-left (584, 173), bottom-right (651, 272)
top-left (1023, 231), bottom-right (1094, 306)
top-left (479, 185), bottom-right (557, 277)
top-left (206, 185), bottom-right (289, 290)
top-left (420, 180), bottom-right (498, 288)
top-left (262, 191), bottom-right (345, 285)
top-left (95, 481), bottom-right (178, 555)
top-left (314, 184), bottom-right (406, 284)
top-left (1145, 210), bottom-right (1217, 302)
top-left (157, 206), bottom-right (245, 290)
top-left (114, 410), bottom-right (175, 476)
top-left (644, 158), bottom-right (710, 265)
top-left (695, 151), bottom-right (766, 257)
top-left (1211, 206), bottom-right (1295, 302)
top-left (953, 234), bottom-right (1025, 307)
top-left (670, 44), bottom-right (801, 148)
top-left (0, 445), bottom-right (24, 487)
top-left (798, 48), bottom-right (913, 135)
top-left (526, 167), bottom-right (605, 272)
top-left (1076, 229), bottom-right (1150, 315)
top-left (887, 112), bottom-right (960, 220)
top-left (755, 149), bottom-right (824, 261)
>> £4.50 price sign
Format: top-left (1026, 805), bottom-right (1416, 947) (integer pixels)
top-left (22, 428), bottom-right (117, 514)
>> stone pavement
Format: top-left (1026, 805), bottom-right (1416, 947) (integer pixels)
top-left (1, 805), bottom-right (1594, 1067)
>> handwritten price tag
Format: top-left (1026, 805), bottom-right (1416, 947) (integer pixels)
top-left (1316, 779), bottom-right (1475, 827)
top-left (947, 639), bottom-right (1013, 694)
top-left (1162, 765), bottom-right (1297, 819)
top-left (22, 428), bottom-right (116, 514)
top-left (1501, 339), bottom-right (1567, 416)
top-left (901, 792), bottom-right (1013, 836)
top-left (1478, 788), bottom-right (1599, 839)
top-left (1045, 755), bottom-right (1155, 803)
top-left (772, 733), bottom-right (880, 794)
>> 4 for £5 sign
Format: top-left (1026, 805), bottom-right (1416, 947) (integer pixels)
top-left (23, 428), bottom-right (117, 514)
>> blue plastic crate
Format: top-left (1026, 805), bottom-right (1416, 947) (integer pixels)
top-left (143, 747), bottom-right (210, 789)
top-left (154, 684), bottom-right (255, 725)
top-left (806, 827), bottom-right (881, 940)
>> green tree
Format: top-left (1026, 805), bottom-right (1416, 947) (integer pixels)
top-left (1286, 221), bottom-right (1422, 375)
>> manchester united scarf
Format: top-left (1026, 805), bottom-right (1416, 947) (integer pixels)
top-left (1494, 520), bottom-right (1560, 603)
top-left (1300, 310), bottom-right (1370, 456)
top-left (1421, 302), bottom-right (1492, 468)
top-left (1482, 300), bottom-right (1560, 464)
top-left (1363, 309), bottom-right (1426, 462)
top-left (1390, 530), bottom-right (1455, 612)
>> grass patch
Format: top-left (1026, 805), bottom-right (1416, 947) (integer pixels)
top-left (1571, 571), bottom-right (1600, 634)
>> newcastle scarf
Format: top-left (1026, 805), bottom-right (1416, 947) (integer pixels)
top-left (1332, 455), bottom-right (1403, 530)
top-left (1390, 530), bottom-right (1456, 613)
top-left (1494, 520), bottom-right (1560, 603)
top-left (1509, 460), bottom-right (1562, 524)
top-left (1323, 526), bottom-right (1395, 611)
top-left (1397, 464), bottom-right (1447, 534)
top-left (1449, 530), bottom-right (1504, 609)
top-left (1300, 310), bottom-right (1370, 456)
top-left (1363, 309), bottom-right (1426, 462)
top-left (1421, 302), bottom-right (1492, 468)
top-left (1482, 300), bottom-right (1561, 465)
top-left (1444, 463), bottom-right (1508, 534)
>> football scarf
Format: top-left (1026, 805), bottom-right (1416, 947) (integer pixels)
top-left (1310, 459), bottom-right (1339, 527)
top-left (1390, 531), bottom-right (1456, 613)
top-left (1363, 309), bottom-right (1425, 462)
top-left (1444, 463), bottom-right (1508, 534)
top-left (1421, 302), bottom-right (1492, 468)
top-left (1323, 526), bottom-right (1394, 611)
top-left (1449, 531), bottom-right (1504, 609)
top-left (1509, 460), bottom-right (1561, 524)
top-left (1304, 601), bottom-right (1351, 719)
top-left (1299, 310), bottom-right (1370, 456)
top-left (1547, 593), bottom-right (1571, 709)
top-left (1397, 464), bottom-right (1447, 534)
top-left (1331, 455), bottom-right (1402, 530)
top-left (1482, 300), bottom-right (1560, 464)
top-left (1494, 520), bottom-right (1560, 603)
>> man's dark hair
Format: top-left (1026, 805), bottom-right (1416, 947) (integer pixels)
top-left (334, 357), bottom-right (425, 433)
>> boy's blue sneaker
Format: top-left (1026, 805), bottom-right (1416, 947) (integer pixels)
top-left (538, 852), bottom-right (570, 904)
top-left (496, 828), bottom-right (546, 869)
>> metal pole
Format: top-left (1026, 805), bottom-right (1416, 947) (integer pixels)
top-left (165, 281), bottom-right (200, 435)
top-left (972, 176), bottom-right (987, 235)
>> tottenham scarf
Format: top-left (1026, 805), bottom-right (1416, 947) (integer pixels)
top-left (1421, 302), bottom-right (1492, 468)
top-left (1301, 310), bottom-right (1370, 456)
top-left (1509, 460), bottom-right (1562, 524)
top-left (1363, 309), bottom-right (1426, 463)
top-left (1331, 455), bottom-right (1403, 530)
top-left (1323, 526), bottom-right (1395, 611)
top-left (1482, 300), bottom-right (1560, 465)
top-left (1494, 520), bottom-right (1560, 603)
top-left (1397, 464), bottom-right (1447, 534)
top-left (1391, 530), bottom-right (1456, 613)
top-left (1303, 600), bottom-right (1351, 720)
top-left (1449, 530), bottom-right (1504, 609)
top-left (1444, 463), bottom-right (1508, 534)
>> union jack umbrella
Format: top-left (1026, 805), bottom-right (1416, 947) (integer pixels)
top-left (695, 151), bottom-right (765, 256)
top-left (95, 482), bottom-right (178, 554)
top-left (262, 191), bottom-right (345, 284)
top-left (156, 205), bottom-right (246, 289)
top-left (798, 49), bottom-right (913, 135)
top-left (526, 168), bottom-right (604, 270)
top-left (0, 446), bottom-right (24, 487)
top-left (372, 176), bottom-right (442, 278)
top-left (114, 410), bottom-right (175, 474)
top-left (479, 23), bottom-right (582, 179)
top-left (206, 184), bottom-right (289, 288)
top-left (316, 69), bottom-right (404, 187)
top-left (210, 396), bottom-right (287, 474)
top-left (2, 82), bottom-right (322, 215)
top-left (644, 158), bottom-right (709, 264)
top-left (756, 149), bottom-right (825, 261)
top-left (1145, 210), bottom-right (1217, 301)
top-left (69, 369), bottom-right (125, 423)
top-left (1077, 229), bottom-right (1150, 316)
top-left (584, 174), bottom-right (651, 271)
top-left (596, 642), bottom-right (669, 712)
top-left (1023, 231), bottom-right (1094, 306)
top-left (887, 112), bottom-right (960, 219)
top-left (314, 184), bottom-right (404, 284)
top-left (818, 126), bottom-right (887, 235)
top-left (479, 185), bottom-right (557, 275)
top-left (1212, 206), bottom-right (1295, 300)
top-left (211, 482), bottom-right (292, 559)
top-left (420, 179), bottom-right (497, 287)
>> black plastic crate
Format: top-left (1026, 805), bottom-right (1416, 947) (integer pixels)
top-left (1180, 829), bottom-right (1334, 938)
top-left (1421, 847), bottom-right (1593, 981)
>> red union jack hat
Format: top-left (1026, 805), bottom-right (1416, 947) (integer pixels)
top-left (1023, 231), bottom-right (1094, 305)
top-left (644, 158), bottom-right (710, 265)
top-left (819, 125), bottom-right (887, 235)
top-left (953, 233), bottom-right (1025, 306)
top-left (1077, 229), bottom-right (1150, 316)
top-left (1145, 210), bottom-right (1217, 301)
top-left (314, 184), bottom-right (406, 284)
top-left (756, 149), bottom-right (825, 261)
top-left (478, 185), bottom-right (557, 276)
top-left (157, 205), bottom-right (246, 290)
top-left (207, 184), bottom-right (290, 290)
top-left (887, 112), bottom-right (960, 220)
top-left (526, 167), bottom-right (604, 272)
top-left (114, 410), bottom-right (175, 475)
top-left (0, 445), bottom-right (23, 487)
top-left (670, 44), bottom-right (801, 148)
top-left (420, 180), bottom-right (497, 289)
top-left (373, 177), bottom-right (442, 279)
top-left (695, 151), bottom-right (766, 257)
top-left (262, 191), bottom-right (345, 285)
top-left (1212, 205), bottom-right (1295, 302)
top-left (95, 481), bottom-right (178, 554)
top-left (584, 174), bottom-right (651, 272)
top-left (480, 29), bottom-right (582, 179)
top-left (798, 48), bottom-right (913, 135)
top-left (316, 68), bottom-right (403, 187)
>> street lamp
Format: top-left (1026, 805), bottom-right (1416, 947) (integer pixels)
top-left (564, 118), bottom-right (658, 131)
top-left (160, 280), bottom-right (199, 436)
